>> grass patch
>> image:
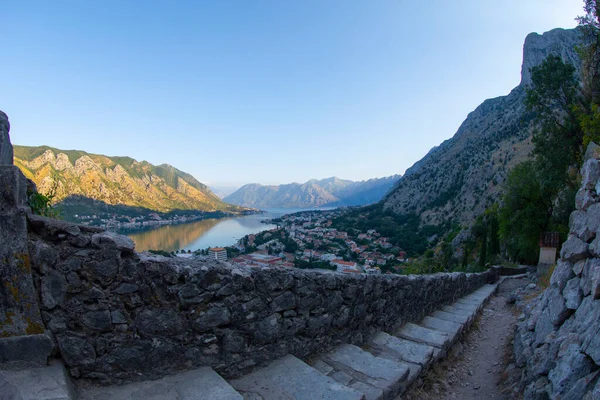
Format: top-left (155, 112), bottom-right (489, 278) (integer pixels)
top-left (538, 263), bottom-right (556, 290)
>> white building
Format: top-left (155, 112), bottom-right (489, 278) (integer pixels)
top-left (208, 247), bottom-right (227, 262)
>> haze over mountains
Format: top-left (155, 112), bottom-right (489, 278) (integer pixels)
top-left (381, 28), bottom-right (582, 226)
top-left (223, 176), bottom-right (401, 209)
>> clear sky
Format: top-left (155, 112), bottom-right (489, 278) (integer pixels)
top-left (1, 0), bottom-right (583, 187)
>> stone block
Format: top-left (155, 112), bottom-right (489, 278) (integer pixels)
top-left (230, 355), bottom-right (363, 400)
top-left (570, 209), bottom-right (595, 242)
top-left (584, 141), bottom-right (600, 161)
top-left (534, 309), bottom-right (556, 346)
top-left (563, 277), bottom-right (583, 310)
top-left (0, 334), bottom-right (54, 365)
top-left (397, 323), bottom-right (451, 350)
top-left (80, 366), bottom-right (241, 400)
top-left (560, 235), bottom-right (590, 263)
top-left (563, 370), bottom-right (599, 400)
top-left (370, 331), bottom-right (434, 367)
top-left (421, 316), bottom-right (463, 337)
top-left (56, 335), bottom-right (96, 367)
top-left (433, 307), bottom-right (472, 326)
top-left (546, 286), bottom-right (571, 326)
top-left (586, 203), bottom-right (600, 234)
top-left (91, 231), bottom-right (135, 253)
top-left (581, 259), bottom-right (600, 296)
top-left (322, 344), bottom-right (409, 399)
top-left (590, 237), bottom-right (600, 257)
top-left (0, 362), bottom-right (75, 400)
top-left (524, 376), bottom-right (551, 400)
top-left (581, 158), bottom-right (600, 190)
top-left (576, 187), bottom-right (597, 211)
top-left (549, 336), bottom-right (596, 398)
top-left (0, 194), bottom-right (45, 337)
top-left (0, 166), bottom-right (28, 210)
top-left (573, 260), bottom-right (586, 276)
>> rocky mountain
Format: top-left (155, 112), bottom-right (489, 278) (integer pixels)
top-left (224, 175), bottom-right (401, 209)
top-left (14, 145), bottom-right (245, 213)
top-left (382, 28), bottom-right (583, 226)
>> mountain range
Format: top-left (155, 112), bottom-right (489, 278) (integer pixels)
top-left (223, 175), bottom-right (401, 209)
top-left (382, 28), bottom-right (582, 226)
top-left (14, 146), bottom-right (245, 214)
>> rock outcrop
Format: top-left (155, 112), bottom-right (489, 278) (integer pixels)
top-left (513, 143), bottom-right (600, 399)
top-left (383, 28), bottom-right (582, 226)
top-left (0, 110), bottom-right (12, 165)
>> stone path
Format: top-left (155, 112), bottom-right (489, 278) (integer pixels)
top-left (2, 282), bottom-right (501, 400)
top-left (403, 276), bottom-right (530, 400)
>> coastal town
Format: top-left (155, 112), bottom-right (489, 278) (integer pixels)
top-left (199, 210), bottom-right (409, 275)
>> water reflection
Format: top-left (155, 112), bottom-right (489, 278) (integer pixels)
top-left (121, 208), bottom-right (332, 252)
top-left (121, 214), bottom-right (277, 252)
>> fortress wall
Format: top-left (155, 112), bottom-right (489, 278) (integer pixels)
top-left (26, 214), bottom-right (495, 384)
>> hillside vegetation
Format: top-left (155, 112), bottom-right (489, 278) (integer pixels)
top-left (14, 145), bottom-right (246, 214)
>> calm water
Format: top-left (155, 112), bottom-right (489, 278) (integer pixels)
top-left (119, 208), bottom-right (322, 252)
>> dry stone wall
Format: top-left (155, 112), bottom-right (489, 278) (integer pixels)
top-left (513, 143), bottom-right (600, 399)
top-left (26, 214), bottom-right (495, 385)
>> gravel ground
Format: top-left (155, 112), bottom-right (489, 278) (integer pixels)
top-left (402, 276), bottom-right (532, 400)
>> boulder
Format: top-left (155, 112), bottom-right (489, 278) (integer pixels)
top-left (91, 231), bottom-right (135, 253)
top-left (563, 277), bottom-right (583, 310)
top-left (560, 235), bottom-right (590, 263)
top-left (581, 158), bottom-right (600, 191)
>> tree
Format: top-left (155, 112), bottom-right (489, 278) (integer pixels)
top-left (478, 224), bottom-right (487, 268)
top-left (498, 51), bottom-right (586, 264)
top-left (487, 206), bottom-right (500, 258)
top-left (526, 55), bottom-right (583, 190)
top-left (499, 162), bottom-right (556, 263)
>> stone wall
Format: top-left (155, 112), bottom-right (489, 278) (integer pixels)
top-left (26, 214), bottom-right (495, 385)
top-left (513, 143), bottom-right (600, 399)
top-left (0, 111), bottom-right (47, 343)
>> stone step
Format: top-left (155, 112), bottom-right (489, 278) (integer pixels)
top-left (79, 367), bottom-right (242, 400)
top-left (420, 316), bottom-right (463, 337)
top-left (0, 361), bottom-right (75, 400)
top-left (437, 306), bottom-right (474, 325)
top-left (396, 322), bottom-right (451, 353)
top-left (454, 298), bottom-right (482, 311)
top-left (369, 331), bottom-right (434, 368)
top-left (230, 354), bottom-right (364, 400)
top-left (316, 344), bottom-right (410, 400)
top-left (450, 300), bottom-right (479, 312)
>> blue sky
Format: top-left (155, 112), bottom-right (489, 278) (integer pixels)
top-left (1, 0), bottom-right (583, 187)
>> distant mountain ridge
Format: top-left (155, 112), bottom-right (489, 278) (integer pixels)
top-left (14, 145), bottom-right (244, 213)
top-left (382, 27), bottom-right (583, 226)
top-left (224, 175), bottom-right (401, 209)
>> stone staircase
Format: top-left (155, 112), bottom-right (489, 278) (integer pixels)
top-left (0, 283), bottom-right (498, 400)
top-left (67, 283), bottom-right (498, 400)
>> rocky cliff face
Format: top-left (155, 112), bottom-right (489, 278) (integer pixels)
top-left (383, 28), bottom-right (582, 226)
top-left (0, 111), bottom-right (12, 165)
top-left (225, 175), bottom-right (400, 209)
top-left (13, 145), bottom-right (243, 213)
top-left (511, 143), bottom-right (600, 399)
